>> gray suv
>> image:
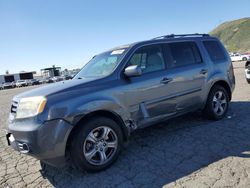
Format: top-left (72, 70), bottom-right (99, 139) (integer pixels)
top-left (6, 34), bottom-right (235, 172)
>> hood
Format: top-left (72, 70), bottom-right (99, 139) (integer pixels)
top-left (14, 78), bottom-right (97, 100)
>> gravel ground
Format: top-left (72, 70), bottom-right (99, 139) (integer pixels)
top-left (0, 62), bottom-right (250, 188)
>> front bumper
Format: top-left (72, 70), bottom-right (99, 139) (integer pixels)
top-left (6, 119), bottom-right (73, 167)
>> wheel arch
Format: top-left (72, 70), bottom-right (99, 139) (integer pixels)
top-left (208, 80), bottom-right (232, 101)
top-left (65, 110), bottom-right (130, 155)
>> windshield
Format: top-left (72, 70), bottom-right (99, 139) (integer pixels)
top-left (75, 49), bottom-right (127, 78)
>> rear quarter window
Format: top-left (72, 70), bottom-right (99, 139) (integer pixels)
top-left (203, 40), bottom-right (227, 62)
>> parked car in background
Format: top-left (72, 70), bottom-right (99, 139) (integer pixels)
top-left (51, 76), bottom-right (64, 82)
top-left (230, 53), bottom-right (249, 61)
top-left (16, 80), bottom-right (28, 87)
top-left (51, 77), bottom-right (57, 82)
top-left (45, 77), bottom-right (54, 83)
top-left (245, 59), bottom-right (250, 84)
top-left (3, 82), bottom-right (15, 89)
top-left (6, 34), bottom-right (235, 172)
top-left (63, 75), bottom-right (73, 80)
top-left (28, 79), bottom-right (40, 86)
top-left (39, 78), bottom-right (47, 84)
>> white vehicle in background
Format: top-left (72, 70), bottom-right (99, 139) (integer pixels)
top-left (230, 53), bottom-right (249, 62)
top-left (245, 59), bottom-right (250, 84)
top-left (16, 80), bottom-right (28, 87)
top-left (2, 82), bottom-right (15, 89)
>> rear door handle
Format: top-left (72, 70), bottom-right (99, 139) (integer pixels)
top-left (161, 77), bottom-right (173, 84)
top-left (200, 69), bottom-right (207, 75)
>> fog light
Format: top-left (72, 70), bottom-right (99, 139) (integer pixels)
top-left (17, 142), bottom-right (30, 154)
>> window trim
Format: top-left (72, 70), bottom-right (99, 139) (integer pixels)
top-left (119, 40), bottom-right (205, 78)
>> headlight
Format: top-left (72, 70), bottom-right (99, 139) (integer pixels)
top-left (16, 96), bottom-right (47, 119)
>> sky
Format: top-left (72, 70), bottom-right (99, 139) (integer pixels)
top-left (0, 0), bottom-right (250, 74)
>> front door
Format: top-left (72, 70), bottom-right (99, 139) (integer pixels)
top-left (121, 44), bottom-right (177, 127)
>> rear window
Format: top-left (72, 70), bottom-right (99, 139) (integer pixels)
top-left (203, 41), bottom-right (227, 62)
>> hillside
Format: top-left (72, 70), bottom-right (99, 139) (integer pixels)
top-left (209, 17), bottom-right (250, 53)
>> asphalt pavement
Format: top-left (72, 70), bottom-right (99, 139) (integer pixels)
top-left (0, 62), bottom-right (250, 188)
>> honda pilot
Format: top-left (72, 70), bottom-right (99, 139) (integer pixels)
top-left (6, 34), bottom-right (235, 172)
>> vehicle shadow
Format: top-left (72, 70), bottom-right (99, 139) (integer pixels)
top-left (40, 101), bottom-right (250, 188)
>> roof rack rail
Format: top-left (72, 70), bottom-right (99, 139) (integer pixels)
top-left (152, 33), bottom-right (210, 40)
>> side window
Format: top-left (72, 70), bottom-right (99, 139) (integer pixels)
top-left (128, 45), bottom-right (165, 74)
top-left (203, 40), bottom-right (227, 62)
top-left (167, 42), bottom-right (202, 68)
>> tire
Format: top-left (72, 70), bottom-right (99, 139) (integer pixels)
top-left (243, 57), bottom-right (247, 61)
top-left (247, 79), bottom-right (250, 84)
top-left (203, 85), bottom-right (229, 120)
top-left (70, 117), bottom-right (123, 172)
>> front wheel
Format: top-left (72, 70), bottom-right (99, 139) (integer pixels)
top-left (203, 85), bottom-right (229, 120)
top-left (70, 117), bottom-right (123, 172)
top-left (243, 57), bottom-right (247, 61)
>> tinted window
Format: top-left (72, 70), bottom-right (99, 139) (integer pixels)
top-left (129, 45), bottom-right (165, 73)
top-left (167, 42), bottom-right (202, 68)
top-left (203, 41), bottom-right (227, 62)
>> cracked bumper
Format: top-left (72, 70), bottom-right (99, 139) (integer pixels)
top-left (7, 119), bottom-right (73, 167)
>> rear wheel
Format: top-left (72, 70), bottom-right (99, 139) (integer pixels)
top-left (70, 117), bottom-right (123, 172)
top-left (203, 85), bottom-right (229, 120)
top-left (243, 57), bottom-right (247, 61)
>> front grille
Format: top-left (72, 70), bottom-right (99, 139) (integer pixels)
top-left (11, 100), bottom-right (18, 114)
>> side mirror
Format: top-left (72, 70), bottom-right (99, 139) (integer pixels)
top-left (124, 65), bottom-right (142, 77)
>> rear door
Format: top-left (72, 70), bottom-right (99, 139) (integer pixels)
top-left (162, 41), bottom-right (208, 112)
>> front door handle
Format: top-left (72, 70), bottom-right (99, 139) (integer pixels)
top-left (200, 69), bottom-right (207, 75)
top-left (161, 77), bottom-right (173, 84)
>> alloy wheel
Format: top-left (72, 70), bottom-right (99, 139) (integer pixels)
top-left (212, 91), bottom-right (227, 116)
top-left (83, 126), bottom-right (118, 166)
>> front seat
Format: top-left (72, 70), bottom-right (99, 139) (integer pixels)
top-left (144, 53), bottom-right (164, 73)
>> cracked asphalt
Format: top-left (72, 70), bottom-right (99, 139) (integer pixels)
top-left (1, 62), bottom-right (250, 188)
